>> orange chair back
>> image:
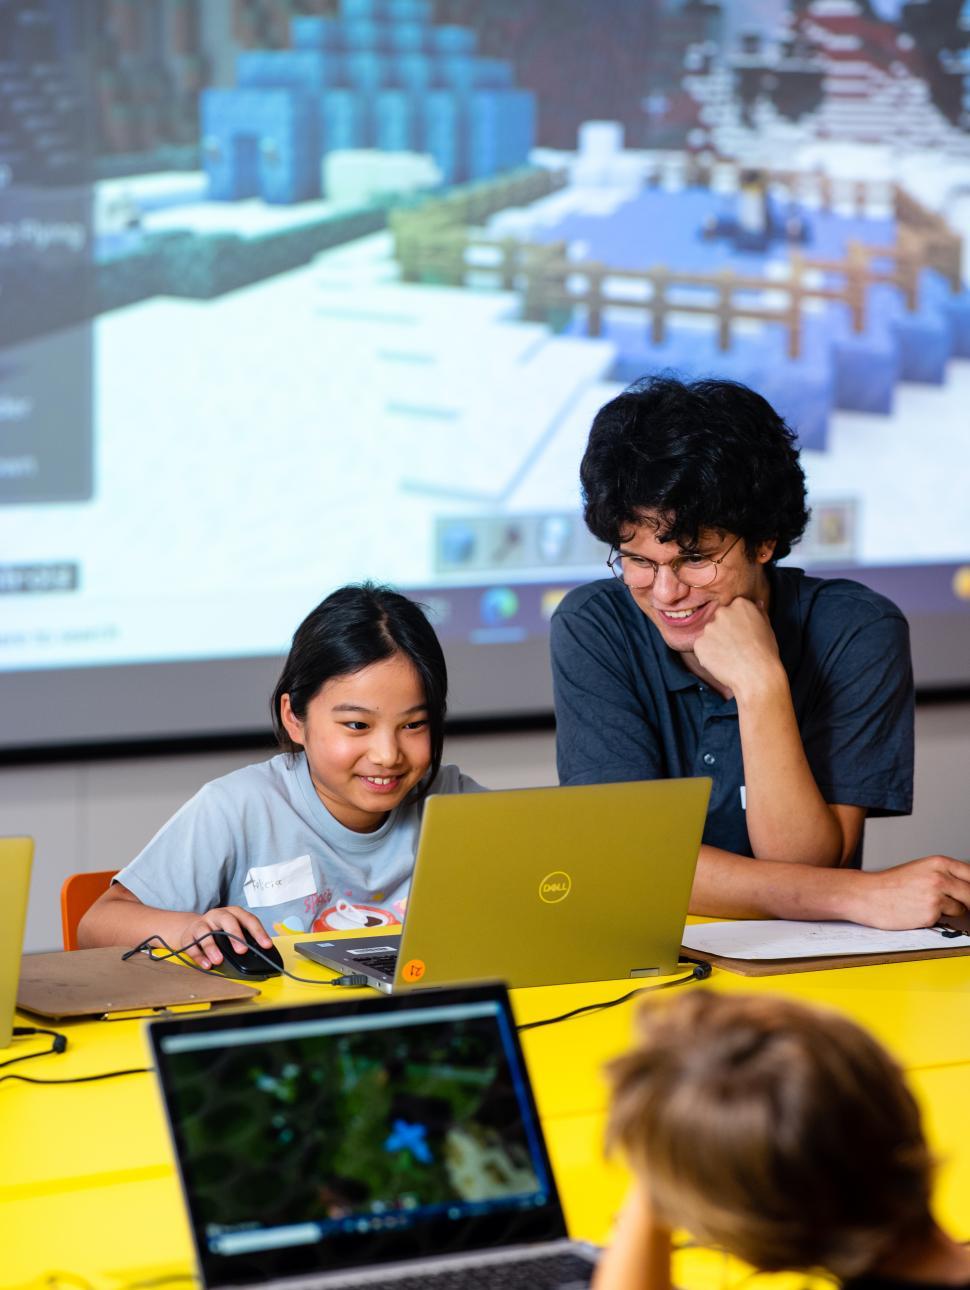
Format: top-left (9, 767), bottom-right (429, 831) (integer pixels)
top-left (60, 869), bottom-right (118, 950)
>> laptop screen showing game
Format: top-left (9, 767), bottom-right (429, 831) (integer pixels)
top-left (150, 985), bottom-right (566, 1286)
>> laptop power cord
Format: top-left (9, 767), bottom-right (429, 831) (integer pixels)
top-left (517, 960), bottom-right (713, 1032)
top-left (0, 1026), bottom-right (66, 1068)
top-left (0, 1027), bottom-right (152, 1088)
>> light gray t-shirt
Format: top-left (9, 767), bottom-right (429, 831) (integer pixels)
top-left (115, 754), bottom-right (483, 936)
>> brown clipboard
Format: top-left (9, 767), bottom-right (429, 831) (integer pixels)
top-left (17, 947), bottom-right (259, 1019)
top-left (682, 942), bottom-right (970, 977)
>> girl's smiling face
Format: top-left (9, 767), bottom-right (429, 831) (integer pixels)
top-left (280, 652), bottom-right (432, 833)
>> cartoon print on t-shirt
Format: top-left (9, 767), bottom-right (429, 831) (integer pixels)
top-left (271, 887), bottom-right (333, 936)
top-left (312, 899), bottom-right (400, 932)
top-left (274, 915), bottom-right (308, 935)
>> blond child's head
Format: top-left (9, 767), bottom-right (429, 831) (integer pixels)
top-left (606, 991), bottom-right (934, 1279)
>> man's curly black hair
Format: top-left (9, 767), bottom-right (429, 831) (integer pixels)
top-left (580, 374), bottom-right (810, 560)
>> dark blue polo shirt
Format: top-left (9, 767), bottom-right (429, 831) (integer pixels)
top-left (550, 567), bottom-right (914, 860)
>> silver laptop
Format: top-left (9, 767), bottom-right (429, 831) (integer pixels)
top-left (1, 837), bottom-right (34, 1050)
top-left (297, 778), bottom-right (710, 992)
top-left (148, 981), bottom-right (599, 1288)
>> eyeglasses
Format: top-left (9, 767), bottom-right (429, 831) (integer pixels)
top-left (607, 534), bottom-right (743, 590)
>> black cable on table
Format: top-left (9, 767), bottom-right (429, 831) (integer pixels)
top-left (122, 932), bottom-right (368, 987)
top-left (517, 961), bottom-right (712, 1032)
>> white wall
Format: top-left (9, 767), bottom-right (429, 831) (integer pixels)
top-left (3, 709), bottom-right (968, 952)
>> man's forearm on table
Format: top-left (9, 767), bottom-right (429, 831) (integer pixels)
top-left (688, 846), bottom-right (866, 922)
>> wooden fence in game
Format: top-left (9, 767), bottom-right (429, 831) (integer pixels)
top-left (390, 166), bottom-right (567, 283)
top-left (389, 164), bottom-right (963, 360)
top-left (893, 185), bottom-right (963, 290)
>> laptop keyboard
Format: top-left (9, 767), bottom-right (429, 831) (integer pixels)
top-left (402, 1251), bottom-right (594, 1286)
top-left (350, 950), bottom-right (399, 975)
top-left (311, 1249), bottom-right (595, 1288)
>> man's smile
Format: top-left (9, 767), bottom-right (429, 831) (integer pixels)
top-left (658, 606), bottom-right (704, 620)
top-left (650, 601), bottom-right (715, 633)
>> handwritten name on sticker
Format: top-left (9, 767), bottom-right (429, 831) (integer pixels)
top-left (243, 855), bottom-right (316, 909)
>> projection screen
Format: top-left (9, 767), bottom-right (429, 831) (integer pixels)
top-left (2, 0), bottom-right (969, 754)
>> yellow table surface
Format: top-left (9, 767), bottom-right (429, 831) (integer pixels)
top-left (4, 932), bottom-right (970, 1288)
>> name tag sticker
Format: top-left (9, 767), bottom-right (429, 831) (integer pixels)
top-left (243, 854), bottom-right (316, 908)
top-left (740, 785), bottom-right (747, 811)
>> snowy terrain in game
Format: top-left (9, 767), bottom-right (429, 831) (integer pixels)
top-left (2, 0), bottom-right (970, 670)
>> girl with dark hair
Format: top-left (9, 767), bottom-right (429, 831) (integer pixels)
top-left (595, 991), bottom-right (970, 1290)
top-left (79, 584), bottom-right (483, 967)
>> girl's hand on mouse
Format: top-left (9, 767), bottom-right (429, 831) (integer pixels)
top-left (176, 906), bottom-right (272, 968)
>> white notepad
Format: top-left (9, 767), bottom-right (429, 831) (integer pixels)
top-left (682, 920), bottom-right (970, 961)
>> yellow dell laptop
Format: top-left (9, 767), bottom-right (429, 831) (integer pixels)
top-left (1, 837), bottom-right (34, 1050)
top-left (296, 778), bottom-right (710, 992)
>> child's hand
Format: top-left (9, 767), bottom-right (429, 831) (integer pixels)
top-left (592, 1179), bottom-right (673, 1290)
top-left (175, 906), bottom-right (273, 968)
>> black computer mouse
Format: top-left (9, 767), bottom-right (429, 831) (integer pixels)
top-left (209, 928), bottom-right (284, 980)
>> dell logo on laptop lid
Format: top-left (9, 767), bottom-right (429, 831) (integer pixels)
top-left (539, 871), bottom-right (572, 903)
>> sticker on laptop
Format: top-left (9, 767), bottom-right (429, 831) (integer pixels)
top-left (401, 958), bottom-right (426, 982)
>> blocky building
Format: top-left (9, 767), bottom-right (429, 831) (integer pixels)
top-left (200, 0), bottom-right (536, 202)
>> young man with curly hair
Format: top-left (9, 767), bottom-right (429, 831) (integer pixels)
top-left (551, 375), bottom-right (970, 928)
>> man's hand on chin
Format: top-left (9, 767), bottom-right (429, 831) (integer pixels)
top-left (692, 597), bottom-right (783, 699)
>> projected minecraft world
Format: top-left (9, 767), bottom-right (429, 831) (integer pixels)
top-left (1, 0), bottom-right (969, 678)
